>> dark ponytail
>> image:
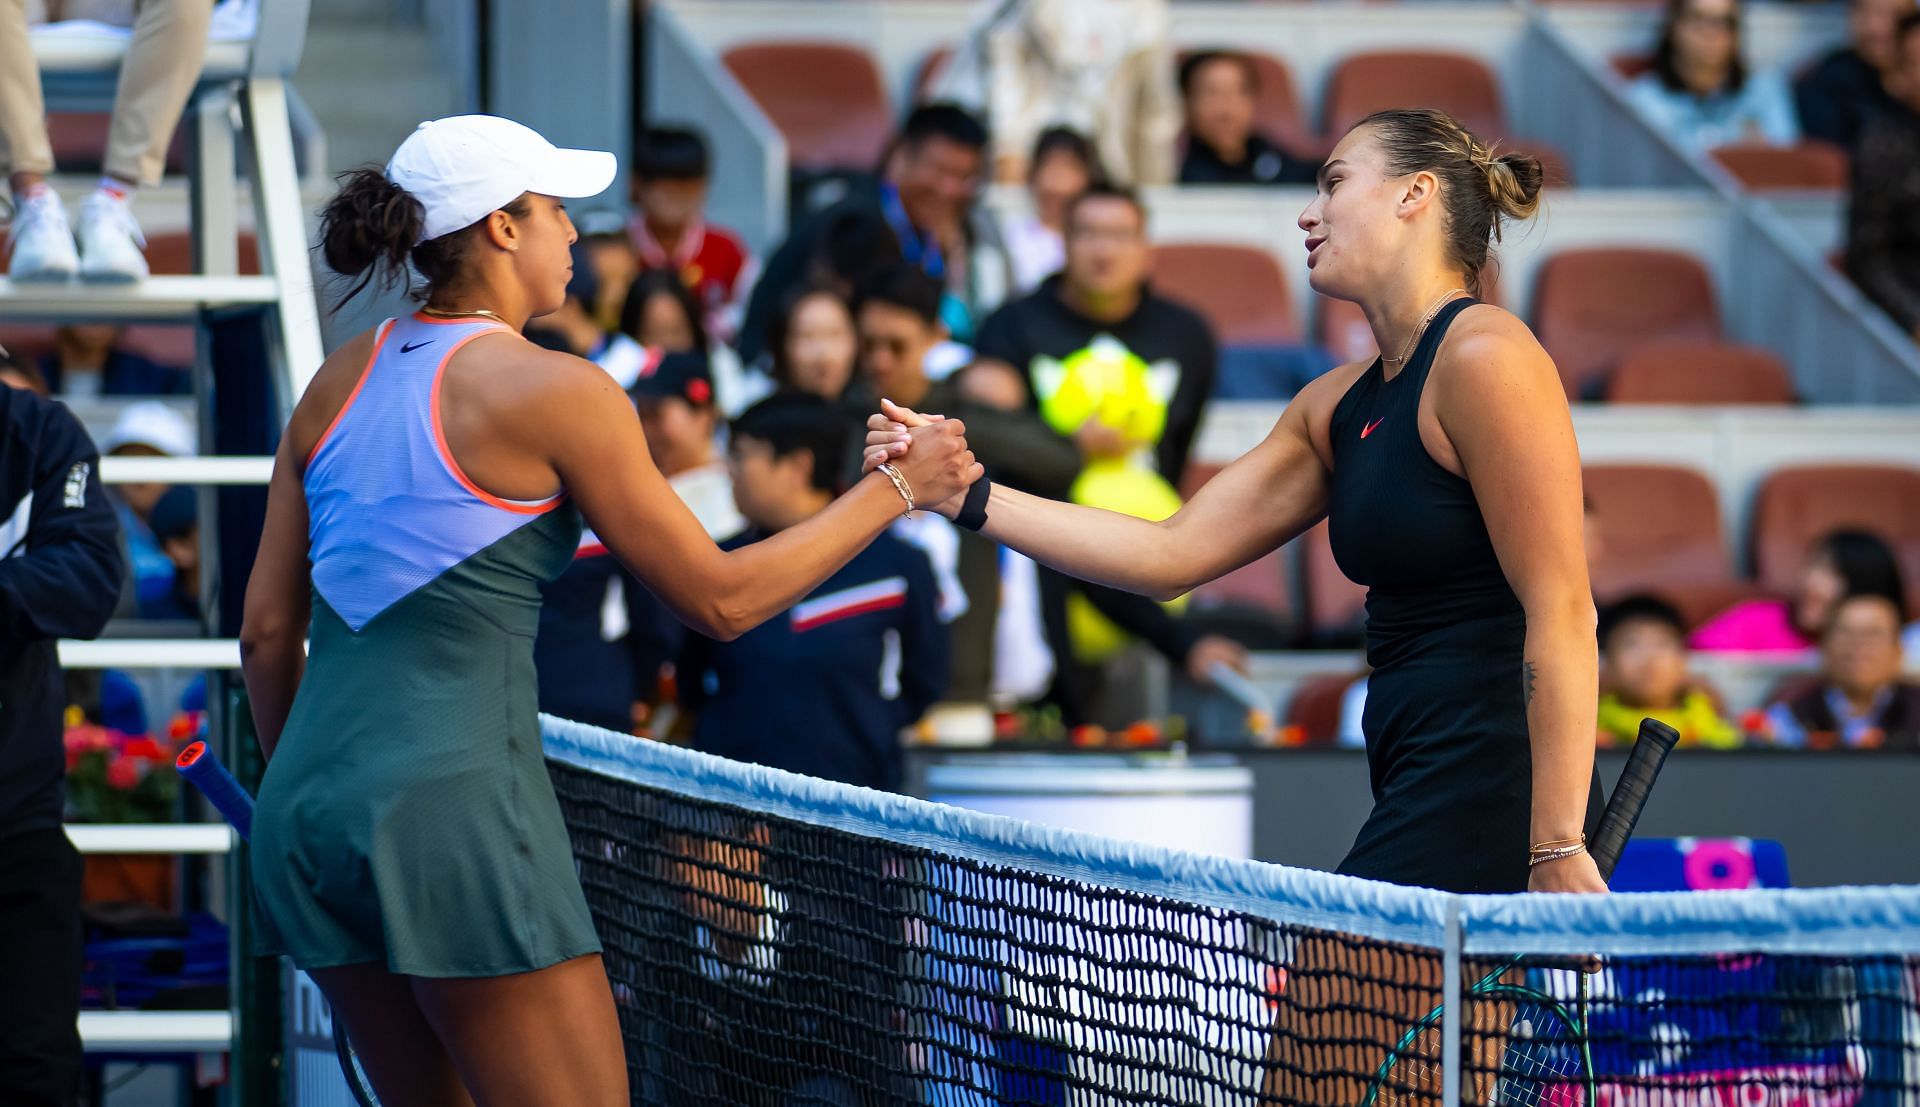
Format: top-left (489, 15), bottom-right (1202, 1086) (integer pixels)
top-left (318, 169), bottom-right (424, 312)
top-left (317, 167), bottom-right (533, 312)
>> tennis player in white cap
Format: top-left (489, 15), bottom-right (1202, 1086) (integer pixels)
top-left (238, 115), bottom-right (979, 1104)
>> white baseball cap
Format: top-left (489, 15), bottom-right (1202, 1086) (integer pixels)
top-left (385, 115), bottom-right (618, 243)
top-left (103, 401), bottom-right (197, 458)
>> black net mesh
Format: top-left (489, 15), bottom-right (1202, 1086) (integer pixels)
top-left (547, 748), bottom-right (1920, 1106)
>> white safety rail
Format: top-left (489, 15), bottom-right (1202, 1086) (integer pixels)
top-left (32, 1), bottom-right (318, 1062)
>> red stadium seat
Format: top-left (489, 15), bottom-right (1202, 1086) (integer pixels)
top-left (1300, 519), bottom-right (1367, 643)
top-left (1583, 464), bottom-right (1758, 626)
top-left (1709, 143), bottom-right (1849, 191)
top-left (1323, 51), bottom-right (1506, 141)
top-left (144, 230), bottom-right (262, 276)
top-left (1151, 242), bottom-right (1301, 344)
top-left (1532, 247), bottom-right (1721, 399)
top-left (912, 46), bottom-right (953, 104)
top-left (1285, 671), bottom-right (1363, 746)
top-left (1610, 54), bottom-right (1655, 80)
top-left (722, 41), bottom-right (893, 171)
top-left (49, 111), bottom-right (188, 176)
top-left (1750, 465), bottom-right (1920, 597)
top-left (1605, 341), bottom-right (1797, 405)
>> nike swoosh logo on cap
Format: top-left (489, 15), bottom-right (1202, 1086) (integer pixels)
top-left (400, 340), bottom-right (435, 354)
top-left (1361, 417), bottom-right (1385, 439)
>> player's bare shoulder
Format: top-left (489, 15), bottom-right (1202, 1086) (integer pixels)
top-left (1291, 358), bottom-right (1374, 468)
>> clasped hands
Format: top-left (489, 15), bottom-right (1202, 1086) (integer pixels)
top-left (864, 398), bottom-right (981, 518)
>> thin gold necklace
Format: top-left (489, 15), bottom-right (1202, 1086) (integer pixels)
top-left (1380, 288), bottom-right (1467, 367)
top-left (421, 305), bottom-right (509, 324)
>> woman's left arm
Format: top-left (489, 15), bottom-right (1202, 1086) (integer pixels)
top-left (1433, 320), bottom-right (1607, 894)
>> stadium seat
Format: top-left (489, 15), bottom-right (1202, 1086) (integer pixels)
top-left (145, 230), bottom-right (262, 277)
top-left (1285, 671), bottom-right (1361, 745)
top-left (1152, 242), bottom-right (1301, 343)
top-left (911, 45), bottom-right (952, 103)
top-left (1583, 464), bottom-right (1759, 625)
top-left (1750, 465), bottom-right (1920, 596)
top-left (722, 41), bottom-right (893, 171)
top-left (1324, 51), bottom-right (1507, 140)
top-left (1300, 519), bottom-right (1367, 644)
top-left (1532, 248), bottom-right (1722, 399)
top-left (1604, 340), bottom-right (1797, 405)
top-left (1610, 54), bottom-right (1654, 80)
top-left (1709, 143), bottom-right (1849, 191)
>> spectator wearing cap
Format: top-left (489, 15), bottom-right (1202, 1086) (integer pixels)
top-left (528, 242), bottom-right (653, 389)
top-left (40, 324), bottom-right (189, 398)
top-left (678, 394), bottom-right (950, 792)
top-left (1763, 592), bottom-right (1920, 749)
top-left (140, 484), bottom-right (199, 621)
top-left (629, 350), bottom-right (744, 543)
top-left (100, 400), bottom-right (194, 613)
top-left (1178, 52), bottom-right (1322, 186)
top-left (739, 104), bottom-right (1013, 364)
top-left (0, 347), bottom-right (123, 1104)
top-left (629, 127), bottom-right (756, 345)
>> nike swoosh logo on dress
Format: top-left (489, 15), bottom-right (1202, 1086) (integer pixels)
top-left (400, 340), bottom-right (435, 354)
top-left (1361, 417), bottom-right (1385, 439)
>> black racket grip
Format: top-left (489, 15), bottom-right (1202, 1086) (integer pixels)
top-left (1589, 717), bottom-right (1681, 881)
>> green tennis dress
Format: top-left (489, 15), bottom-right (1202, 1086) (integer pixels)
top-left (250, 315), bottom-right (602, 976)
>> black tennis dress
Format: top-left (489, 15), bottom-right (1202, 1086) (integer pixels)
top-left (1326, 298), bottom-right (1601, 894)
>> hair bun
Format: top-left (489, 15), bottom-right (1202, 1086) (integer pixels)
top-left (318, 168), bottom-right (426, 310)
top-left (1482, 149), bottom-right (1544, 224)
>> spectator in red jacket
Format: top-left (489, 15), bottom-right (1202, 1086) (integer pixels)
top-left (629, 127), bottom-right (757, 344)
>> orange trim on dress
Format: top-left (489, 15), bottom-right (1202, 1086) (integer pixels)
top-left (306, 318), bottom-right (395, 468)
top-left (429, 327), bottom-right (566, 515)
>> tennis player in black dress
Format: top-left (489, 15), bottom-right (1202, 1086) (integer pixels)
top-left (867, 108), bottom-right (1607, 898)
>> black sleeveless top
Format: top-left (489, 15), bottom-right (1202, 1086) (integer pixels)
top-left (1325, 298), bottom-right (1599, 893)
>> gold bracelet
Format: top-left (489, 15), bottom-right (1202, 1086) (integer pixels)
top-left (1528, 842), bottom-right (1588, 867)
top-left (1529, 834), bottom-right (1586, 854)
top-left (877, 463), bottom-right (916, 518)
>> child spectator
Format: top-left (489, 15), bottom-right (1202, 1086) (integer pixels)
top-left (1763, 592), bottom-right (1920, 749)
top-left (1178, 52), bottom-right (1321, 186)
top-left (628, 127), bottom-right (755, 344)
top-left (1001, 127), bottom-right (1103, 292)
top-left (527, 242), bottom-right (652, 388)
top-left (629, 351), bottom-right (743, 543)
top-left (141, 484), bottom-right (198, 621)
top-left (678, 394), bottom-right (950, 792)
top-left (1598, 595), bottom-right (1740, 748)
top-left (767, 283), bottom-right (859, 401)
top-left (99, 401), bottom-right (194, 614)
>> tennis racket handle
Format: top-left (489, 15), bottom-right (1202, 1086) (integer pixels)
top-left (1588, 717), bottom-right (1681, 881)
top-left (176, 741), bottom-right (255, 842)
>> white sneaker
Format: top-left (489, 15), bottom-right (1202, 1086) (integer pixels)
top-left (5, 190), bottom-right (79, 283)
top-left (77, 191), bottom-right (149, 283)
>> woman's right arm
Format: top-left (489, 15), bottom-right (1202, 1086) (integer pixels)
top-left (539, 363), bottom-right (980, 641)
top-left (868, 392), bottom-right (1334, 603)
top-left (239, 431), bottom-right (313, 761)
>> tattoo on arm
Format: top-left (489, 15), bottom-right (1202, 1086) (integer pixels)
top-left (1523, 661), bottom-right (1538, 707)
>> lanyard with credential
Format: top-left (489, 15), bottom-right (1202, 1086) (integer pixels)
top-left (879, 183), bottom-right (945, 281)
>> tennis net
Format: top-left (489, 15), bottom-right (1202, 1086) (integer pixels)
top-left (540, 715), bottom-right (1920, 1106)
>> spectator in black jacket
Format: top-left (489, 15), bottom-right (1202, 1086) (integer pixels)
top-left (974, 184), bottom-right (1217, 485)
top-left (1845, 12), bottom-right (1920, 342)
top-left (1795, 0), bottom-right (1911, 156)
top-left (859, 264), bottom-right (1245, 721)
top-left (738, 104), bottom-right (1010, 362)
top-left (0, 368), bottom-right (124, 1107)
top-left (678, 393), bottom-right (948, 793)
top-left (1179, 52), bottom-right (1321, 186)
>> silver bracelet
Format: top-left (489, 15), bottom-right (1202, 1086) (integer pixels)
top-left (877, 463), bottom-right (916, 518)
top-left (1527, 842), bottom-right (1589, 867)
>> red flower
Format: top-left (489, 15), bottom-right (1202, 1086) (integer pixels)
top-left (105, 758), bottom-right (142, 792)
top-left (122, 737), bottom-right (168, 764)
